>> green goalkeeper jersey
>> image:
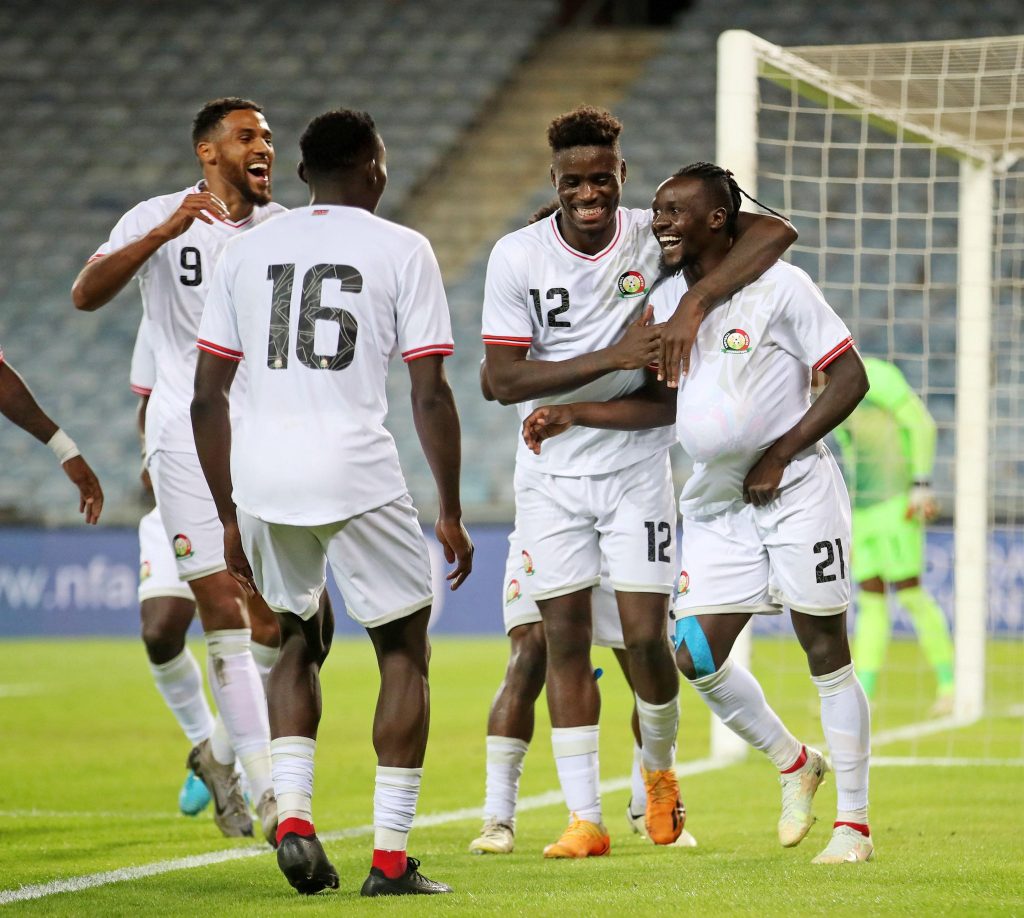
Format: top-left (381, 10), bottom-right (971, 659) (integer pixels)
top-left (834, 358), bottom-right (936, 507)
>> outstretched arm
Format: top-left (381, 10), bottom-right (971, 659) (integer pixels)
top-left (743, 348), bottom-right (869, 506)
top-left (522, 371), bottom-right (676, 454)
top-left (72, 191), bottom-right (229, 311)
top-left (659, 211), bottom-right (798, 386)
top-left (486, 306), bottom-right (659, 405)
top-left (0, 360), bottom-right (104, 523)
top-left (408, 355), bottom-right (474, 589)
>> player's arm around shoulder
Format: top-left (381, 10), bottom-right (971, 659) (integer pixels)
top-left (72, 190), bottom-right (229, 311)
top-left (407, 355), bottom-right (473, 589)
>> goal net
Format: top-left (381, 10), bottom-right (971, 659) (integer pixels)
top-left (707, 31), bottom-right (1024, 765)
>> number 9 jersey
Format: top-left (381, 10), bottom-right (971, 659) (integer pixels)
top-left (90, 183), bottom-right (286, 457)
top-left (196, 205), bottom-right (454, 526)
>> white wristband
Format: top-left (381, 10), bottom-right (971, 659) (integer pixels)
top-left (47, 429), bottom-right (81, 465)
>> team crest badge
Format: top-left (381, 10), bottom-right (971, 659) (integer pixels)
top-left (617, 270), bottom-right (646, 298)
top-left (677, 570), bottom-right (690, 596)
top-left (506, 579), bottom-right (521, 605)
top-left (721, 328), bottom-right (751, 354)
top-left (173, 534), bottom-right (193, 560)
top-left (139, 560), bottom-right (152, 582)
top-left (521, 550), bottom-right (535, 575)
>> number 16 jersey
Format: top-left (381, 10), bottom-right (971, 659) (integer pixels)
top-left (197, 205), bottom-right (454, 527)
top-left (481, 206), bottom-right (674, 477)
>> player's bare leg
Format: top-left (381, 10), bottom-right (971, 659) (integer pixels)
top-left (268, 593), bottom-right (338, 895)
top-left (537, 590), bottom-right (609, 858)
top-left (247, 591), bottom-right (281, 693)
top-left (470, 622), bottom-right (546, 854)
top-left (361, 606), bottom-right (451, 895)
top-left (617, 591), bottom-right (685, 845)
top-left (187, 570), bottom-right (272, 841)
top-left (791, 610), bottom-right (873, 864)
top-left (141, 595), bottom-right (214, 815)
top-left (676, 612), bottom-right (827, 848)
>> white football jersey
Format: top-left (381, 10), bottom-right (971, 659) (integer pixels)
top-left (650, 261), bottom-right (854, 520)
top-left (92, 183), bottom-right (286, 455)
top-left (197, 205), bottom-right (454, 526)
top-left (481, 207), bottom-right (675, 476)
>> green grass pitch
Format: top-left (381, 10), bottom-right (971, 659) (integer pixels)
top-left (0, 637), bottom-right (1021, 916)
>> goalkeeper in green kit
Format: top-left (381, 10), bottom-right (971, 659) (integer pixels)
top-left (831, 358), bottom-right (955, 715)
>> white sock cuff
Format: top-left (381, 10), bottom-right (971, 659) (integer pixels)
top-left (205, 628), bottom-right (251, 656)
top-left (690, 655), bottom-right (734, 691)
top-left (250, 641), bottom-right (280, 669)
top-left (376, 765), bottom-right (423, 788)
top-left (635, 693), bottom-right (679, 717)
top-left (812, 663), bottom-right (857, 697)
top-left (551, 725), bottom-right (599, 757)
top-left (486, 735), bottom-right (529, 763)
top-left (149, 647), bottom-right (193, 677)
top-left (271, 736), bottom-right (316, 758)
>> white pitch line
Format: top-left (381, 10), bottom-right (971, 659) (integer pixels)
top-left (0, 758), bottom-right (722, 905)
top-left (0, 684), bottom-right (44, 699)
top-left (0, 810), bottom-right (179, 820)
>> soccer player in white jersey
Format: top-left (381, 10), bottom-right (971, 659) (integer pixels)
top-left (524, 162), bottom-right (874, 865)
top-left (0, 343), bottom-right (103, 522)
top-left (192, 109), bottom-right (473, 898)
top-left (481, 107), bottom-right (797, 858)
top-left (72, 98), bottom-right (283, 844)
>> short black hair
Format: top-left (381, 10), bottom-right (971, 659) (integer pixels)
top-left (300, 110), bottom-right (378, 176)
top-left (527, 199), bottom-right (560, 224)
top-left (547, 106), bottom-right (622, 153)
top-left (192, 97), bottom-right (263, 147)
top-left (673, 161), bottom-right (787, 236)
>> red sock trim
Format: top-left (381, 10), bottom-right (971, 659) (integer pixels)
top-left (834, 821), bottom-right (870, 837)
top-left (277, 817), bottom-right (315, 844)
top-left (372, 849), bottom-right (407, 880)
top-left (780, 745), bottom-right (807, 775)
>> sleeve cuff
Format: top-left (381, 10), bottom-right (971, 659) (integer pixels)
top-left (196, 339), bottom-right (243, 362)
top-left (402, 343), bottom-right (454, 362)
top-left (130, 384), bottom-right (153, 396)
top-left (482, 335), bottom-right (532, 348)
top-left (813, 336), bottom-right (854, 371)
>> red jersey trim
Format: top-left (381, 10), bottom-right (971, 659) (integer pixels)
top-left (549, 210), bottom-right (623, 262)
top-left (483, 335), bottom-right (532, 348)
top-left (813, 336), bottom-right (854, 371)
top-left (402, 344), bottom-right (455, 362)
top-left (191, 183), bottom-right (255, 228)
top-left (130, 384), bottom-right (153, 396)
top-left (87, 253), bottom-right (105, 263)
top-left (197, 339), bottom-right (244, 362)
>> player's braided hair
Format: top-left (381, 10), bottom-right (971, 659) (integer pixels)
top-left (547, 106), bottom-right (622, 152)
top-left (300, 109), bottom-right (378, 175)
top-left (191, 98), bottom-right (263, 146)
top-left (673, 162), bottom-right (787, 236)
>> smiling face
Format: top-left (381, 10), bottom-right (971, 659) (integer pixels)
top-left (651, 175), bottom-right (726, 273)
top-left (550, 144), bottom-right (625, 249)
top-left (198, 108), bottom-right (275, 206)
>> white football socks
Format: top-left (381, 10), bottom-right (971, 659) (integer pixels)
top-left (551, 725), bottom-right (601, 825)
top-left (272, 736), bottom-right (316, 824)
top-left (813, 663), bottom-right (870, 822)
top-left (689, 657), bottom-right (804, 770)
top-left (636, 693), bottom-right (679, 771)
top-left (483, 735), bottom-right (529, 826)
top-left (205, 629), bottom-right (273, 801)
top-left (630, 743), bottom-right (646, 813)
top-left (374, 766), bottom-right (422, 851)
top-left (250, 641), bottom-right (280, 696)
top-left (149, 647), bottom-right (214, 745)
top-left (210, 714), bottom-right (234, 766)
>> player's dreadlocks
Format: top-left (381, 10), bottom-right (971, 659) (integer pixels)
top-left (673, 161), bottom-right (787, 236)
top-left (547, 106), bottom-right (622, 152)
top-left (191, 97), bottom-right (263, 147)
top-left (300, 109), bottom-right (378, 176)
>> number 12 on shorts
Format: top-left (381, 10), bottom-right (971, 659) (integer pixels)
top-left (813, 538), bottom-right (846, 583)
top-left (645, 521), bottom-right (671, 563)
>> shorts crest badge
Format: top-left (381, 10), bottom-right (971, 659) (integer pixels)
top-left (677, 570), bottom-right (690, 595)
top-left (505, 579), bottom-right (521, 605)
top-left (173, 534), bottom-right (193, 560)
top-left (521, 550), bottom-right (535, 575)
top-left (139, 560), bottom-right (152, 582)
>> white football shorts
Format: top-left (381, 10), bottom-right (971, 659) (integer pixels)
top-left (674, 452), bottom-right (852, 619)
top-left (503, 529), bottom-right (624, 649)
top-left (513, 450), bottom-right (676, 601)
top-left (148, 449), bottom-right (229, 582)
top-left (237, 492), bottom-right (433, 629)
top-left (138, 505), bottom-right (194, 603)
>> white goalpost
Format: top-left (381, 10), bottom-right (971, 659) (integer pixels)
top-left (712, 30), bottom-right (1024, 759)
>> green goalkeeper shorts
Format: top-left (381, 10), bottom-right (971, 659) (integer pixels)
top-left (851, 493), bottom-right (924, 583)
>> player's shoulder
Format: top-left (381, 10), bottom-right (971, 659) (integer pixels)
top-left (121, 185), bottom-right (197, 222)
top-left (759, 259), bottom-right (820, 294)
top-left (619, 206), bottom-right (653, 237)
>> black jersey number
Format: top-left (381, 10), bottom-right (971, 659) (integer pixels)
top-left (529, 287), bottom-right (572, 328)
top-left (179, 247), bottom-right (202, 286)
top-left (265, 263), bottom-right (360, 371)
top-left (813, 539), bottom-right (847, 583)
top-left (645, 521), bottom-right (672, 563)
